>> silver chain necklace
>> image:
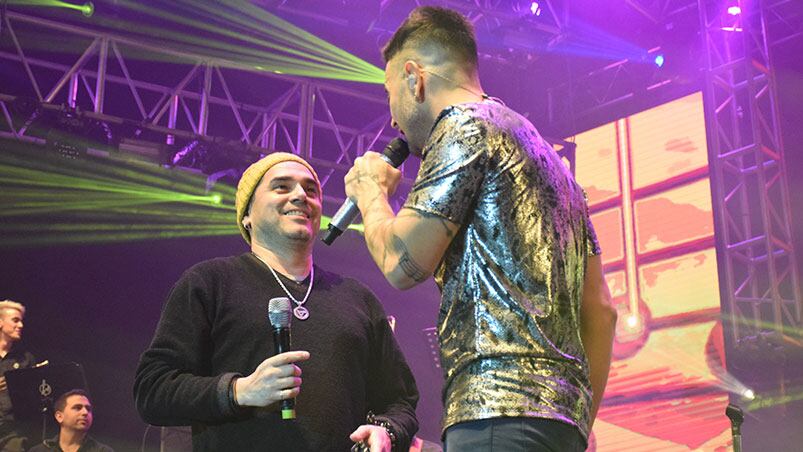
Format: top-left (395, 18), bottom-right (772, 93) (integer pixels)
top-left (253, 253), bottom-right (314, 320)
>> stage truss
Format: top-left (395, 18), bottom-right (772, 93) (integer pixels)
top-left (1, 2), bottom-right (799, 341)
top-left (0, 9), bottom-right (576, 210)
top-left (698, 0), bottom-right (802, 347)
top-left (0, 11), bottom-right (402, 208)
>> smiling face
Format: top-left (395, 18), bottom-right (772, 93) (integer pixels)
top-left (243, 161), bottom-right (322, 247)
top-left (0, 308), bottom-right (24, 343)
top-left (55, 395), bottom-right (93, 432)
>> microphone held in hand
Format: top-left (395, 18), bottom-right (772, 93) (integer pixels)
top-left (268, 297), bottom-right (295, 420)
top-left (322, 138), bottom-right (410, 245)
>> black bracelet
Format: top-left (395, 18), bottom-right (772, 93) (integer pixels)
top-left (366, 411), bottom-right (397, 449)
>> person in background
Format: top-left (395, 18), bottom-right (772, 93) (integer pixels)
top-left (0, 300), bottom-right (36, 452)
top-left (29, 389), bottom-right (114, 452)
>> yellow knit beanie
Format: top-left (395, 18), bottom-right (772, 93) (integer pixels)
top-left (235, 152), bottom-right (321, 244)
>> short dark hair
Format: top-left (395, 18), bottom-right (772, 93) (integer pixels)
top-left (54, 389), bottom-right (90, 413)
top-left (382, 6), bottom-right (478, 69)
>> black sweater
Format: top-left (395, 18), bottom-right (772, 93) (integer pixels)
top-left (133, 253), bottom-right (419, 451)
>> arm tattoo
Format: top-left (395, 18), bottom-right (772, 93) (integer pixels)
top-left (435, 216), bottom-right (455, 238)
top-left (391, 234), bottom-right (427, 282)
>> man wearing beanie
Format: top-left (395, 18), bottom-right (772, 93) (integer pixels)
top-left (134, 153), bottom-right (419, 451)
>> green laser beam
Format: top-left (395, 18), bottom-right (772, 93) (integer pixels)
top-left (1, 139), bottom-right (368, 246)
top-left (106, 0), bottom-right (383, 83)
top-left (745, 387), bottom-right (803, 411)
top-left (724, 315), bottom-right (803, 340)
top-left (174, 0), bottom-right (378, 77)
top-left (217, 0), bottom-right (382, 77)
top-left (90, 15), bottom-right (373, 81)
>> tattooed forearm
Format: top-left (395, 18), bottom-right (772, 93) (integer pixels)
top-left (391, 234), bottom-right (428, 282)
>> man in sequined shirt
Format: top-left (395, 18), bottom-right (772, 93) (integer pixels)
top-left (344, 6), bottom-right (617, 451)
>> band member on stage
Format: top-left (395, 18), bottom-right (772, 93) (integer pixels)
top-left (0, 300), bottom-right (36, 452)
top-left (134, 153), bottom-right (418, 451)
top-left (344, 6), bottom-right (617, 451)
top-left (29, 389), bottom-right (114, 452)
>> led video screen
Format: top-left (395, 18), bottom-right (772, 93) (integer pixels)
top-left (572, 92), bottom-right (731, 450)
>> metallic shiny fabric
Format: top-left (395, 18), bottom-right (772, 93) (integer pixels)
top-left (404, 100), bottom-right (600, 440)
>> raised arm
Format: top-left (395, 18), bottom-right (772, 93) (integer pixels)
top-left (579, 254), bottom-right (617, 427)
top-left (344, 151), bottom-right (459, 289)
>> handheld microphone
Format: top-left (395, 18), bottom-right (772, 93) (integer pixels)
top-left (321, 138), bottom-right (410, 245)
top-left (268, 297), bottom-right (295, 420)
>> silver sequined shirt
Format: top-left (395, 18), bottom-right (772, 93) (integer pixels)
top-left (404, 100), bottom-right (600, 439)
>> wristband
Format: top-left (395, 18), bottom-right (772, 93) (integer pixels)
top-left (366, 411), bottom-right (397, 449)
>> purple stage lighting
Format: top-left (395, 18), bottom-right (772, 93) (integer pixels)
top-left (530, 2), bottom-right (542, 16)
top-left (727, 5), bottom-right (742, 15)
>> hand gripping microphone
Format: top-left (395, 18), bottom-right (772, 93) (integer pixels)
top-left (268, 297), bottom-right (295, 420)
top-left (321, 138), bottom-right (410, 245)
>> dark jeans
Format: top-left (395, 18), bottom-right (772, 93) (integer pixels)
top-left (444, 417), bottom-right (586, 452)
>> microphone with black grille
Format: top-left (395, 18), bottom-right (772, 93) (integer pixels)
top-left (322, 138), bottom-right (410, 245)
top-left (268, 297), bottom-right (295, 420)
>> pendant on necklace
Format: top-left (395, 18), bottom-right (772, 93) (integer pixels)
top-left (293, 305), bottom-right (310, 320)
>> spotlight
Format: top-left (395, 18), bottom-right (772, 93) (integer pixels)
top-left (171, 140), bottom-right (205, 167)
top-left (43, 107), bottom-right (115, 159)
top-left (654, 54), bottom-right (665, 68)
top-left (209, 193), bottom-right (222, 205)
top-left (727, 6), bottom-right (741, 16)
top-left (742, 389), bottom-right (755, 400)
top-left (169, 138), bottom-right (257, 186)
top-left (612, 298), bottom-right (652, 360)
top-left (530, 2), bottom-right (542, 16)
top-left (623, 313), bottom-right (642, 332)
top-left (81, 2), bottom-right (94, 17)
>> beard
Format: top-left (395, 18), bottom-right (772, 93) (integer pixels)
top-left (402, 112), bottom-right (432, 157)
top-left (253, 217), bottom-right (318, 248)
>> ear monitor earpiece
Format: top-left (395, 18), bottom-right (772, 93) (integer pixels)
top-left (407, 74), bottom-right (415, 90)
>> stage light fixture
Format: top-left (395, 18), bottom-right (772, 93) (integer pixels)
top-left (12, 0), bottom-right (96, 17)
top-left (742, 389), bottom-right (755, 400)
top-left (41, 108), bottom-right (115, 159)
top-left (169, 139), bottom-right (258, 188)
top-left (722, 5), bottom-right (743, 31)
top-left (530, 2), bottom-right (542, 16)
top-left (654, 54), bottom-right (665, 68)
top-left (81, 1), bottom-right (93, 17)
